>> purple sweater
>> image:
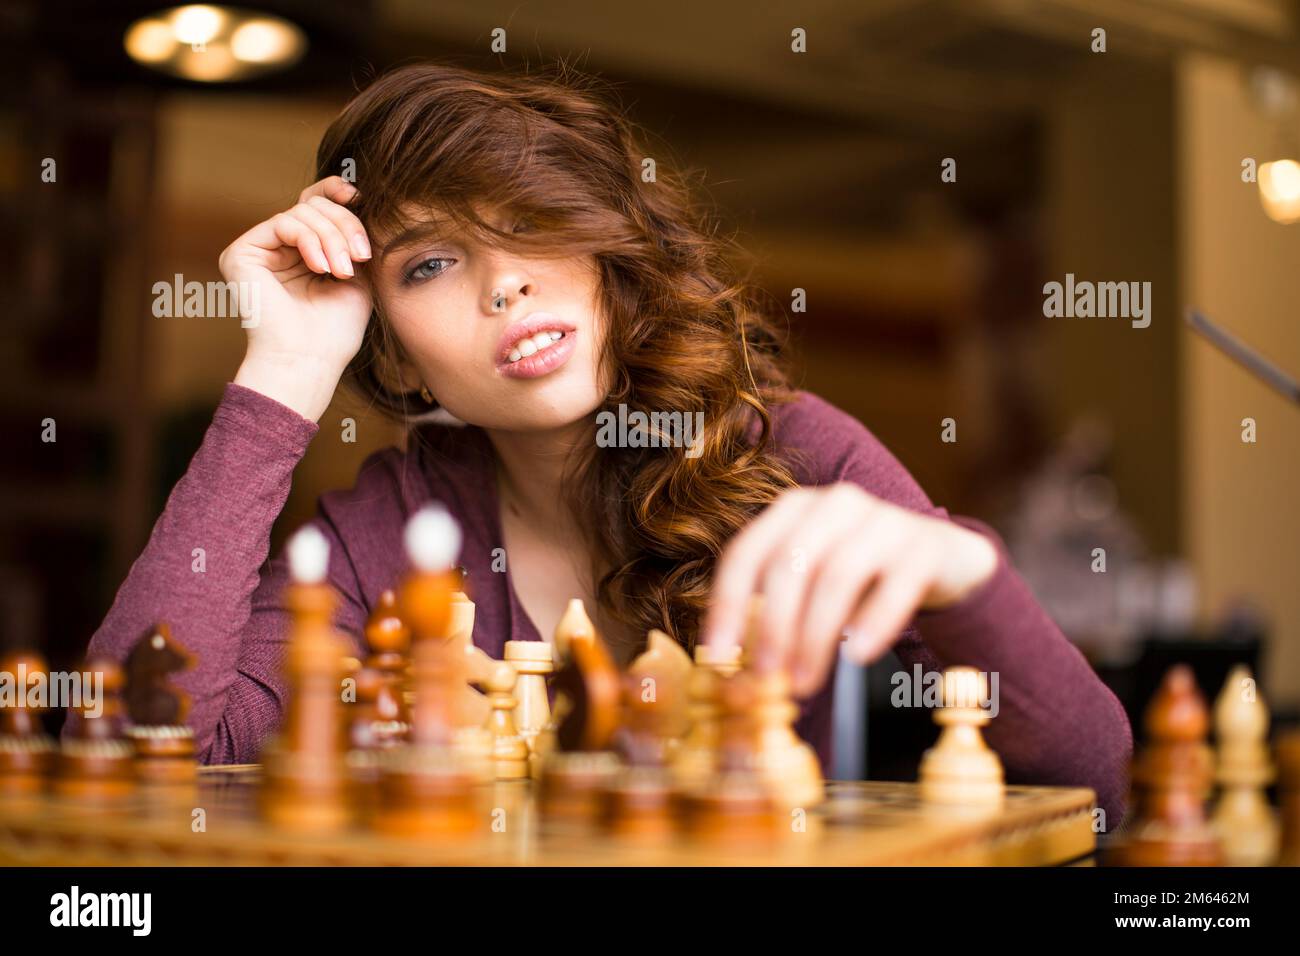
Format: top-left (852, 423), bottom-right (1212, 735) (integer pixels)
top-left (77, 383), bottom-right (1132, 821)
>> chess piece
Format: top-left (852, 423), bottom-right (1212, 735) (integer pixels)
top-left (1276, 732), bottom-right (1300, 866)
top-left (1110, 665), bottom-right (1222, 866)
top-left (752, 670), bottom-right (824, 809)
top-left (389, 585), bottom-right (494, 784)
top-left (360, 589), bottom-right (411, 746)
top-left (552, 600), bottom-right (621, 752)
top-left (626, 630), bottom-right (692, 749)
top-left (538, 599), bottom-right (622, 827)
top-left (446, 589), bottom-right (495, 784)
top-left (918, 667), bottom-right (1004, 809)
top-left (1211, 665), bottom-right (1278, 866)
top-left (616, 630), bottom-right (692, 768)
top-left (55, 658), bottom-right (135, 803)
top-left (348, 668), bottom-right (394, 755)
top-left (123, 623), bottom-right (198, 789)
top-left (374, 506), bottom-right (479, 838)
top-left (602, 634), bottom-right (690, 838)
top-left (673, 642), bottom-right (741, 791)
top-left (348, 591), bottom-right (415, 800)
top-left (484, 661), bottom-right (529, 780)
top-left (260, 525), bottom-right (352, 832)
top-left (678, 669), bottom-right (779, 843)
top-left (0, 651), bottom-right (56, 797)
top-left (345, 667), bottom-right (391, 812)
top-left (723, 597), bottom-right (824, 808)
top-left (448, 589), bottom-right (493, 727)
top-left (504, 639), bottom-right (553, 765)
top-left (553, 597), bottom-right (596, 660)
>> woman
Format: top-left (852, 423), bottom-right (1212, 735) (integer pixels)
top-left (83, 63), bottom-right (1131, 822)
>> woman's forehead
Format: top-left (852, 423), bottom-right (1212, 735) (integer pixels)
top-left (378, 200), bottom-right (507, 252)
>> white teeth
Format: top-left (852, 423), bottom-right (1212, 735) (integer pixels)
top-left (505, 329), bottom-right (566, 363)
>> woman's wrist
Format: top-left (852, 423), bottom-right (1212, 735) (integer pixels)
top-left (233, 352), bottom-right (345, 423)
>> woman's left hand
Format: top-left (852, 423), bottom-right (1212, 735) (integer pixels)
top-left (702, 482), bottom-right (998, 697)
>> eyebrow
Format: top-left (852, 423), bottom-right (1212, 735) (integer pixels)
top-left (379, 220), bottom-right (456, 262)
top-left (378, 205), bottom-right (525, 265)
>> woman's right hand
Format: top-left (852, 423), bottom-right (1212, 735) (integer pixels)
top-left (221, 176), bottom-right (374, 422)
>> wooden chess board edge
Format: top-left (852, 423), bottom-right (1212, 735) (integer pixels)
top-left (0, 778), bottom-right (1098, 867)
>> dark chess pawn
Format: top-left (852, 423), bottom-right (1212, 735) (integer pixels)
top-left (347, 594), bottom-right (415, 807)
top-left (55, 658), bottom-right (136, 804)
top-left (364, 590), bottom-right (412, 739)
top-left (602, 669), bottom-right (676, 839)
top-left (0, 651), bottom-right (57, 797)
top-left (345, 666), bottom-right (406, 817)
top-left (1109, 665), bottom-right (1222, 866)
top-left (123, 623), bottom-right (197, 789)
top-left (677, 669), bottom-right (779, 845)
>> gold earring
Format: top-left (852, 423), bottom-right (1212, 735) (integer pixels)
top-left (420, 385), bottom-right (435, 404)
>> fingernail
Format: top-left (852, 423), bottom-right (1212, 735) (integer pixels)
top-left (351, 235), bottom-right (371, 260)
top-left (338, 259), bottom-right (354, 277)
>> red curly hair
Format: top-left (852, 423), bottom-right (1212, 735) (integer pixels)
top-left (315, 61), bottom-right (799, 654)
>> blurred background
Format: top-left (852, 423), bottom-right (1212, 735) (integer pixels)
top-left (1, 0), bottom-right (1297, 776)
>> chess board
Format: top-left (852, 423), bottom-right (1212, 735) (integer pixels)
top-left (0, 765), bottom-right (1097, 866)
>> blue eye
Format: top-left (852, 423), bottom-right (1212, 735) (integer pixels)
top-left (406, 257), bottom-right (455, 283)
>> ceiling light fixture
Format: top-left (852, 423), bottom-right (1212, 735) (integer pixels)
top-left (124, 5), bottom-right (307, 83)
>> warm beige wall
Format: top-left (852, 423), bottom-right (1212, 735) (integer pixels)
top-left (1179, 54), bottom-right (1300, 708)
top-left (1043, 58), bottom-right (1182, 556)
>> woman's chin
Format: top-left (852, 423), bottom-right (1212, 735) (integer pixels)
top-left (450, 390), bottom-right (604, 437)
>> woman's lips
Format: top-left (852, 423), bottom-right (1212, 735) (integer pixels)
top-left (497, 329), bottom-right (578, 379)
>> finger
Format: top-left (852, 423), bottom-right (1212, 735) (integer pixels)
top-left (286, 202), bottom-right (355, 278)
top-left (300, 175), bottom-right (359, 206)
top-left (305, 194), bottom-right (371, 261)
top-left (262, 212), bottom-right (329, 274)
top-left (790, 505), bottom-right (911, 691)
top-left (786, 514), bottom-right (905, 696)
top-left (703, 489), bottom-right (818, 657)
top-left (756, 484), bottom-right (872, 675)
top-left (844, 545), bottom-right (935, 664)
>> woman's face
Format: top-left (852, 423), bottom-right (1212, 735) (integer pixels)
top-left (373, 205), bottom-right (608, 432)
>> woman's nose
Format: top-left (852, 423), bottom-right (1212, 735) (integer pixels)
top-left (484, 264), bottom-right (537, 315)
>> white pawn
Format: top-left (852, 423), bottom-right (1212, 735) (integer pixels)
top-left (1212, 665), bottom-right (1278, 865)
top-left (288, 524), bottom-right (330, 583)
top-left (919, 667), bottom-right (1004, 809)
top-left (404, 504), bottom-right (461, 572)
top-left (484, 661), bottom-right (530, 780)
